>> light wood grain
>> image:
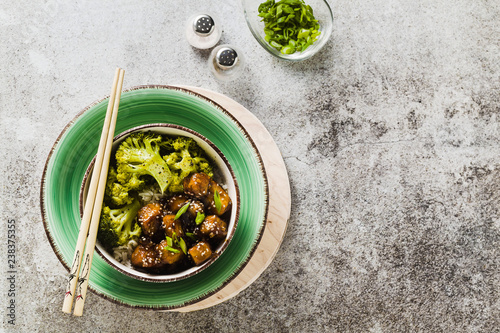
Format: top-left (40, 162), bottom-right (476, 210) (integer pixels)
top-left (169, 86), bottom-right (291, 312)
top-left (63, 68), bottom-right (125, 316)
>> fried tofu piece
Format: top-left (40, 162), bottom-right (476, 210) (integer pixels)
top-left (137, 203), bottom-right (162, 238)
top-left (166, 194), bottom-right (190, 213)
top-left (205, 180), bottom-right (231, 216)
top-left (162, 214), bottom-right (184, 238)
top-left (188, 241), bottom-right (212, 266)
top-left (200, 215), bottom-right (228, 239)
top-left (183, 172), bottom-right (211, 199)
top-left (187, 200), bottom-right (204, 220)
top-left (156, 240), bottom-right (185, 265)
top-left (131, 244), bottom-right (160, 268)
top-left (166, 195), bottom-right (204, 222)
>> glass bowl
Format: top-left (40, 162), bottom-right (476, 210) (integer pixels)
top-left (241, 0), bottom-right (333, 61)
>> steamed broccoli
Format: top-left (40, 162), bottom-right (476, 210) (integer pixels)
top-left (115, 132), bottom-right (173, 193)
top-left (162, 137), bottom-right (214, 193)
top-left (97, 200), bottom-right (142, 250)
top-left (104, 166), bottom-right (144, 206)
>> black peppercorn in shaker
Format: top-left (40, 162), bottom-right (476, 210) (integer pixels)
top-left (208, 45), bottom-right (245, 81)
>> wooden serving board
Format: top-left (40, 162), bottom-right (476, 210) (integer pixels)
top-left (168, 86), bottom-right (291, 312)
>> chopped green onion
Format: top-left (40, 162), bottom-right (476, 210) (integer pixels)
top-left (164, 245), bottom-right (180, 253)
top-left (297, 28), bottom-right (310, 39)
top-left (214, 190), bottom-right (222, 214)
top-left (165, 233), bottom-right (186, 254)
top-left (178, 237), bottom-right (187, 255)
top-left (270, 41), bottom-right (283, 49)
top-left (276, 4), bottom-right (283, 16)
top-left (281, 45), bottom-right (296, 54)
top-left (165, 236), bottom-right (173, 247)
top-left (258, 0), bottom-right (321, 54)
top-left (175, 201), bottom-right (190, 220)
top-left (195, 212), bottom-right (206, 225)
top-left (185, 232), bottom-right (196, 240)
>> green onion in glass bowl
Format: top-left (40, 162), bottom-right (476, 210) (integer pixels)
top-left (258, 0), bottom-right (321, 55)
top-left (241, 0), bottom-right (333, 61)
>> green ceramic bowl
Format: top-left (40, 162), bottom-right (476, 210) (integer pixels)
top-left (41, 86), bottom-right (269, 309)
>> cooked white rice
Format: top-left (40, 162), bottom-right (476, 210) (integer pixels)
top-left (138, 183), bottom-right (164, 204)
top-left (112, 239), bottom-right (138, 266)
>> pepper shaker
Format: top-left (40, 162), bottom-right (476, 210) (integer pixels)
top-left (208, 45), bottom-right (245, 81)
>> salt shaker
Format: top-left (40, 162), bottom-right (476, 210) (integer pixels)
top-left (185, 14), bottom-right (222, 49)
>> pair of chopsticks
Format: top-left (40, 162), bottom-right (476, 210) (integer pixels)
top-left (62, 68), bottom-right (125, 316)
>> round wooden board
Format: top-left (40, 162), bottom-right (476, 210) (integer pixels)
top-left (167, 86), bottom-right (291, 312)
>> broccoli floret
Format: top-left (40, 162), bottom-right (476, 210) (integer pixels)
top-left (115, 132), bottom-right (173, 193)
top-left (98, 200), bottom-right (142, 250)
top-left (104, 166), bottom-right (144, 206)
top-left (162, 137), bottom-right (214, 193)
top-left (195, 157), bottom-right (214, 176)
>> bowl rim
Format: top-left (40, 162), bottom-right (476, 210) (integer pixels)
top-left (79, 123), bottom-right (241, 283)
top-left (40, 85), bottom-right (269, 309)
top-left (242, 0), bottom-right (334, 61)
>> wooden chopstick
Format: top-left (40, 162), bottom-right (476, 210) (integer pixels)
top-left (62, 68), bottom-right (125, 316)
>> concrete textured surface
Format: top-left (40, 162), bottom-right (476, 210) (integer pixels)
top-left (1, 0), bottom-right (499, 332)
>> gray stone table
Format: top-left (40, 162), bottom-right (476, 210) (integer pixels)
top-left (1, 0), bottom-right (498, 332)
